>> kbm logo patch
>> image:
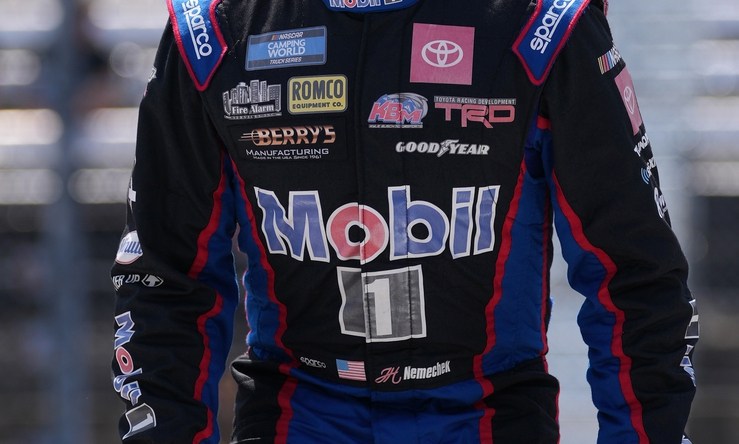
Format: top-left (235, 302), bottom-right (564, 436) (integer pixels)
top-left (288, 75), bottom-right (348, 114)
top-left (368, 93), bottom-right (428, 128)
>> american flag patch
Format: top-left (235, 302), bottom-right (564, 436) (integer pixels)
top-left (598, 46), bottom-right (622, 75)
top-left (336, 359), bottom-right (366, 381)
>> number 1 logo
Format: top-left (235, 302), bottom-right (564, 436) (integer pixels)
top-left (337, 266), bottom-right (427, 342)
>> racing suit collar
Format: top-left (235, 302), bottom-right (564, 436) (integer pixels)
top-left (320, 0), bottom-right (420, 13)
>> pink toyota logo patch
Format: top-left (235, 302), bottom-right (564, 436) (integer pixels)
top-left (410, 23), bottom-right (475, 85)
top-left (614, 68), bottom-right (643, 135)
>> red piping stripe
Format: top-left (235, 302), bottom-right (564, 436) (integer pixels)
top-left (542, 199), bottom-right (560, 443)
top-left (230, 160), bottom-right (293, 357)
top-left (275, 363), bottom-right (299, 444)
top-left (192, 411), bottom-right (214, 444)
top-left (189, 156), bottom-right (228, 279)
top-left (187, 156), bottom-right (228, 443)
top-left (192, 296), bottom-right (224, 444)
top-left (540, 199), bottom-right (551, 359)
top-left (536, 120), bottom-right (559, 441)
top-left (552, 172), bottom-right (648, 444)
top-left (230, 160), bottom-right (297, 441)
top-left (473, 161), bottom-right (528, 442)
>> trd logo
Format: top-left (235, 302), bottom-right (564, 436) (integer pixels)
top-left (435, 103), bottom-right (516, 128)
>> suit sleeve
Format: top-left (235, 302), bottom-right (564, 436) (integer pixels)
top-left (537, 6), bottom-right (698, 444)
top-left (111, 23), bottom-right (239, 444)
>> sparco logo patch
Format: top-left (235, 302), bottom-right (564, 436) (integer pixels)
top-left (181, 0), bottom-right (213, 59)
top-left (528, 0), bottom-right (577, 55)
top-left (288, 75), bottom-right (348, 114)
top-left (246, 26), bottom-right (327, 71)
top-left (410, 23), bottom-right (474, 85)
top-left (513, 0), bottom-right (588, 85)
top-left (300, 356), bottom-right (328, 368)
top-left (229, 120), bottom-right (346, 161)
top-left (223, 80), bottom-right (282, 120)
top-left (168, 0), bottom-right (225, 90)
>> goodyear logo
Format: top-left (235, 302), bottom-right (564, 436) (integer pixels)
top-left (288, 75), bottom-right (348, 114)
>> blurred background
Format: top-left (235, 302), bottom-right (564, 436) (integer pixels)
top-left (0, 0), bottom-right (737, 442)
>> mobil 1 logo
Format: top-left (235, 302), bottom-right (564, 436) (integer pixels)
top-left (337, 266), bottom-right (426, 342)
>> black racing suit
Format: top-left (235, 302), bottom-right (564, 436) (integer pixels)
top-left (111, 0), bottom-right (698, 442)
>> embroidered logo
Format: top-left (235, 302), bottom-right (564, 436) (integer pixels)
top-left (410, 23), bottom-right (474, 85)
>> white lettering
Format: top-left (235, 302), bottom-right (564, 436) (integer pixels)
top-left (182, 0), bottom-right (214, 59)
top-left (402, 361), bottom-right (451, 381)
top-left (633, 133), bottom-right (650, 156)
top-left (395, 140), bottom-right (490, 157)
top-left (278, 32), bottom-right (305, 40)
top-left (300, 357), bottom-right (327, 368)
top-left (529, 0), bottom-right (575, 54)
